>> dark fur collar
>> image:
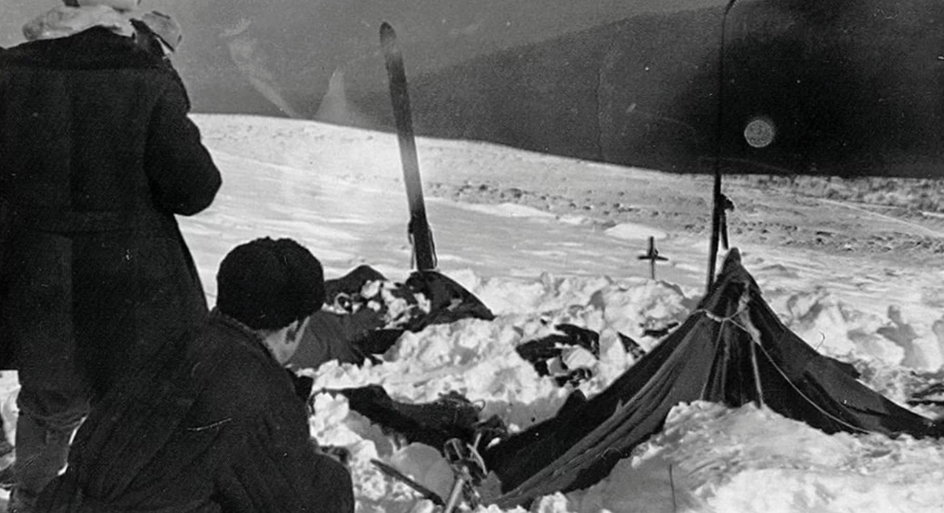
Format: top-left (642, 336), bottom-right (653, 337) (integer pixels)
top-left (210, 309), bottom-right (283, 365)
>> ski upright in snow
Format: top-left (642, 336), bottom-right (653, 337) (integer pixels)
top-left (380, 21), bottom-right (437, 271)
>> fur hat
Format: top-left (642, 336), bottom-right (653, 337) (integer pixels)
top-left (28, 1), bottom-right (179, 50)
top-left (216, 238), bottom-right (325, 331)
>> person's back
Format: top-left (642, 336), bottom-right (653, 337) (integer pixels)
top-left (39, 312), bottom-right (353, 513)
top-left (0, 5), bottom-right (222, 510)
top-left (0, 13), bottom-right (220, 394)
top-left (36, 237), bottom-right (354, 513)
top-left (0, 27), bottom-right (214, 213)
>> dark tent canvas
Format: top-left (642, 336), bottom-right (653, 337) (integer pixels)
top-left (483, 249), bottom-right (936, 508)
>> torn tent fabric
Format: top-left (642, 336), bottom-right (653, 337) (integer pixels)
top-left (402, 270), bottom-right (495, 330)
top-left (289, 266), bottom-right (494, 369)
top-left (484, 248), bottom-right (936, 509)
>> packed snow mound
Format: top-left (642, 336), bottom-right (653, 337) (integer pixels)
top-left (306, 274), bottom-right (691, 437)
top-left (750, 254), bottom-right (944, 373)
top-left (603, 222), bottom-right (667, 242)
top-left (569, 401), bottom-right (944, 513)
top-left (783, 288), bottom-right (907, 366)
top-left (762, 285), bottom-right (944, 373)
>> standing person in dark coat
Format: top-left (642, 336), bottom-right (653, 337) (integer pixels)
top-left (0, 0), bottom-right (222, 510)
top-left (37, 237), bottom-right (355, 513)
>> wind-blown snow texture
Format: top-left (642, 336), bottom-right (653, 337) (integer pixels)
top-left (2, 115), bottom-right (943, 512)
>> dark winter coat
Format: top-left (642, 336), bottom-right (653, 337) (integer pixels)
top-left (37, 311), bottom-right (355, 513)
top-left (0, 27), bottom-right (222, 395)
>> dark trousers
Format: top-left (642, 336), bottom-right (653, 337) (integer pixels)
top-left (2, 233), bottom-right (90, 512)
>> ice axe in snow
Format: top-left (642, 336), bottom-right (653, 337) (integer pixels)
top-left (637, 236), bottom-right (668, 280)
top-left (381, 21), bottom-right (437, 271)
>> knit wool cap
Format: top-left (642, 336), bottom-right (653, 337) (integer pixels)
top-left (216, 238), bottom-right (325, 331)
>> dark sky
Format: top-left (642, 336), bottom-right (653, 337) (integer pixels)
top-left (1, 0), bottom-right (708, 117)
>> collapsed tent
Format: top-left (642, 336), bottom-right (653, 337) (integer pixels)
top-left (290, 266), bottom-right (494, 370)
top-left (483, 248), bottom-right (937, 508)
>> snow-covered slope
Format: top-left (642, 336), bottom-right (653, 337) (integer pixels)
top-left (189, 115), bottom-right (944, 372)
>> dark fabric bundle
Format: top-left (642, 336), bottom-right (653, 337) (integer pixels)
top-left (291, 266), bottom-right (494, 370)
top-left (515, 324), bottom-right (600, 386)
top-left (402, 270), bottom-right (495, 330)
top-left (333, 385), bottom-right (506, 453)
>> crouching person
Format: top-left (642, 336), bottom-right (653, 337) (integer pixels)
top-left (36, 238), bottom-right (354, 513)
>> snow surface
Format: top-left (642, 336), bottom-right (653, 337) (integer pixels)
top-left (3, 114), bottom-right (944, 512)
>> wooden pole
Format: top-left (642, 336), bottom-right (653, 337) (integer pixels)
top-left (707, 1), bottom-right (738, 293)
top-left (706, 166), bottom-right (722, 291)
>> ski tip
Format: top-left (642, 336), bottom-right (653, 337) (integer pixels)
top-left (380, 21), bottom-right (396, 40)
